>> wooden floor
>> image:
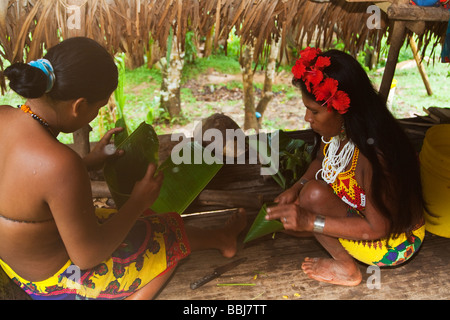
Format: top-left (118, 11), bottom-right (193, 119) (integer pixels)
top-left (156, 209), bottom-right (450, 300)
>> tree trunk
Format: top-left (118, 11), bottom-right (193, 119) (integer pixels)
top-left (240, 45), bottom-right (259, 132)
top-left (204, 26), bottom-right (214, 58)
top-left (160, 36), bottom-right (184, 119)
top-left (256, 37), bottom-right (280, 127)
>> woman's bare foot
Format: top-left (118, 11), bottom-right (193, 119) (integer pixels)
top-left (301, 257), bottom-right (362, 286)
top-left (218, 209), bottom-right (247, 258)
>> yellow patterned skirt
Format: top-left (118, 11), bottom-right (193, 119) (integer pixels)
top-left (338, 211), bottom-right (425, 266)
top-left (0, 209), bottom-right (190, 300)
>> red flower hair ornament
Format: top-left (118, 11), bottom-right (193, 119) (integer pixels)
top-left (292, 47), bottom-right (351, 115)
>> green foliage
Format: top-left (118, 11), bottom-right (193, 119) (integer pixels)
top-left (184, 31), bottom-right (198, 64)
top-left (114, 53), bottom-right (127, 118)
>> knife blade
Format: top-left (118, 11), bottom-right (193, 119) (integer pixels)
top-left (190, 257), bottom-right (248, 290)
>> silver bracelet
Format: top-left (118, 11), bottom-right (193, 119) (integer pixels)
top-left (313, 215), bottom-right (326, 233)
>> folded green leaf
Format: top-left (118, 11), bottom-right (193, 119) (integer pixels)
top-left (151, 142), bottom-right (223, 214)
top-left (244, 203), bottom-right (283, 243)
top-left (104, 122), bottom-right (159, 208)
top-left (104, 122), bottom-right (223, 214)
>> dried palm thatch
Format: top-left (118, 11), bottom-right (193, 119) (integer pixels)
top-left (0, 0), bottom-right (447, 70)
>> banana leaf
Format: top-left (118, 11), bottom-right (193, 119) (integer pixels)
top-left (104, 122), bottom-right (159, 209)
top-left (113, 117), bottom-right (129, 147)
top-left (104, 122), bottom-right (223, 214)
top-left (151, 142), bottom-right (223, 214)
top-left (243, 203), bottom-right (283, 243)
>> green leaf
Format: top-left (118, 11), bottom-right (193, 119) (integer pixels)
top-left (244, 203), bottom-right (283, 243)
top-left (104, 122), bottom-right (223, 214)
top-left (104, 122), bottom-right (159, 208)
top-left (151, 142), bottom-right (223, 214)
top-left (114, 117), bottom-right (129, 147)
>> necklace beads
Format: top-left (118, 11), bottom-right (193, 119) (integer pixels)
top-left (19, 105), bottom-right (54, 136)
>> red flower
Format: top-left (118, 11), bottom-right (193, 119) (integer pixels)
top-left (299, 47), bottom-right (322, 65)
top-left (291, 46), bottom-right (351, 114)
top-left (314, 78), bottom-right (338, 102)
top-left (330, 91), bottom-right (351, 114)
top-left (304, 69), bottom-right (324, 92)
top-left (291, 61), bottom-right (306, 79)
top-left (314, 78), bottom-right (350, 114)
top-left (315, 56), bottom-right (331, 70)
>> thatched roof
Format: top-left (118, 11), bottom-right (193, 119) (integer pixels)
top-left (0, 0), bottom-right (448, 70)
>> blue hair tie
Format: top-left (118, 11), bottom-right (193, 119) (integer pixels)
top-left (28, 59), bottom-right (56, 93)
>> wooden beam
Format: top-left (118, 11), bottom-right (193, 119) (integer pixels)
top-left (409, 36), bottom-right (433, 96)
top-left (379, 20), bottom-right (407, 103)
top-left (387, 4), bottom-right (450, 22)
top-left (345, 0), bottom-right (390, 2)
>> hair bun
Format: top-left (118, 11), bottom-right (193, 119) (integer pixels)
top-left (4, 62), bottom-right (48, 98)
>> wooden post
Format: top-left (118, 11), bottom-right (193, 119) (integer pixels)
top-left (409, 36), bottom-right (433, 96)
top-left (240, 45), bottom-right (259, 132)
top-left (67, 0), bottom-right (90, 157)
top-left (379, 20), bottom-right (406, 104)
top-left (256, 37), bottom-right (280, 127)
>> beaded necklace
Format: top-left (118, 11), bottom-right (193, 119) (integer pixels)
top-left (316, 136), bottom-right (355, 184)
top-left (19, 105), bottom-right (56, 137)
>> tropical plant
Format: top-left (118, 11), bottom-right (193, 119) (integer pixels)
top-left (244, 130), bottom-right (312, 242)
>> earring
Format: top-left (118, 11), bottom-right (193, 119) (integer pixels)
top-left (339, 123), bottom-right (347, 141)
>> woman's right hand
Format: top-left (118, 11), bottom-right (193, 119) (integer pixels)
top-left (129, 163), bottom-right (164, 209)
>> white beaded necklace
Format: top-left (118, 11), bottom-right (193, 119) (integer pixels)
top-left (316, 136), bottom-right (355, 184)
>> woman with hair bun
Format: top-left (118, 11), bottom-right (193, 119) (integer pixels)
top-left (265, 48), bottom-right (425, 286)
top-left (0, 37), bottom-right (246, 300)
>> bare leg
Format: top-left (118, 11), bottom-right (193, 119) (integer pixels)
top-left (297, 181), bottom-right (362, 286)
top-left (185, 208), bottom-right (247, 258)
top-left (301, 234), bottom-right (362, 286)
top-left (126, 209), bottom-right (247, 299)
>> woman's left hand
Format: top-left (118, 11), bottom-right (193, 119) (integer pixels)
top-left (83, 127), bottom-right (124, 171)
top-left (265, 203), bottom-right (311, 232)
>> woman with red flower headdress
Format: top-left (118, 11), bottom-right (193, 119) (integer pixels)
top-left (265, 48), bottom-right (425, 286)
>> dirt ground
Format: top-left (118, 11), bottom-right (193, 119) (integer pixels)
top-left (157, 62), bottom-right (423, 139)
top-left (160, 68), bottom-right (310, 136)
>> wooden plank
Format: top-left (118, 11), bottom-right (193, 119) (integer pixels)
top-left (156, 209), bottom-right (450, 300)
top-left (387, 3), bottom-right (450, 22)
top-left (379, 20), bottom-right (407, 103)
top-left (409, 36), bottom-right (433, 96)
top-left (345, 0), bottom-right (390, 2)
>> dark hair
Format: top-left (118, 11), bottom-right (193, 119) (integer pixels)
top-left (3, 37), bottom-right (118, 103)
top-left (293, 49), bottom-right (424, 237)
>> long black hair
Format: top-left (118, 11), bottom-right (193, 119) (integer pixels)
top-left (3, 37), bottom-right (118, 103)
top-left (293, 49), bottom-right (424, 237)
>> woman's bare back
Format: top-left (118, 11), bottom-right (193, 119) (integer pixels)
top-left (0, 105), bottom-right (70, 281)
